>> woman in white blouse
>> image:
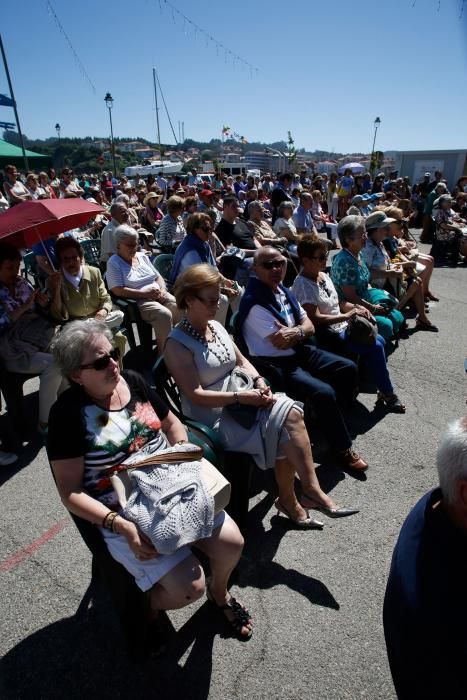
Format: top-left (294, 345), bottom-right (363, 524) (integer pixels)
top-left (292, 238), bottom-right (405, 413)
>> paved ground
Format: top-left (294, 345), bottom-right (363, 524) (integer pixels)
top-left (1, 235), bottom-right (466, 700)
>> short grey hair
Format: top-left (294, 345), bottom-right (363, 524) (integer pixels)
top-left (437, 418), bottom-right (467, 504)
top-left (278, 201), bottom-right (294, 215)
top-left (248, 200), bottom-right (263, 214)
top-left (114, 224), bottom-right (139, 247)
top-left (50, 319), bottom-right (113, 378)
top-left (115, 194), bottom-right (130, 206)
top-left (337, 215), bottom-right (365, 248)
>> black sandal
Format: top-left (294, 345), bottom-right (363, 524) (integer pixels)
top-left (377, 392), bottom-right (406, 413)
top-left (206, 585), bottom-right (253, 640)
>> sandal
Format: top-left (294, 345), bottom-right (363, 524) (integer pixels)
top-left (377, 392), bottom-right (406, 413)
top-left (206, 583), bottom-right (253, 640)
top-left (425, 292), bottom-right (439, 302)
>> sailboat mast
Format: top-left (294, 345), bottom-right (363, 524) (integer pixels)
top-left (153, 67), bottom-right (161, 158)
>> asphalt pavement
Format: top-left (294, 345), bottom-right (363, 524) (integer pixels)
top-left (1, 235), bottom-right (466, 700)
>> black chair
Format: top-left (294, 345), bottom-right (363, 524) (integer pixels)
top-left (80, 238), bottom-right (101, 268)
top-left (152, 357), bottom-right (253, 532)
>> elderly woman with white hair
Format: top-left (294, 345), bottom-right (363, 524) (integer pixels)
top-left (47, 319), bottom-right (252, 640)
top-left (106, 225), bottom-right (180, 354)
top-left (272, 201), bottom-right (301, 248)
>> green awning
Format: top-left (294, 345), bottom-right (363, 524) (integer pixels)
top-left (0, 138), bottom-right (50, 168)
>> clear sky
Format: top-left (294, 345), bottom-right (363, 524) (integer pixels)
top-left (1, 0), bottom-right (466, 153)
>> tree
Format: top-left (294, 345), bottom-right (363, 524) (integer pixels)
top-left (3, 130), bottom-right (29, 146)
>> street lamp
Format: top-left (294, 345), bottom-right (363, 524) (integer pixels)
top-left (55, 123), bottom-right (61, 141)
top-left (104, 92), bottom-right (117, 176)
top-left (371, 117), bottom-right (381, 175)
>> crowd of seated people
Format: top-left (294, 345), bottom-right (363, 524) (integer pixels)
top-left (0, 161), bottom-right (459, 646)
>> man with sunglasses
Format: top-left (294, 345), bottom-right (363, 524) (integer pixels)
top-left (235, 247), bottom-right (368, 471)
top-left (58, 169), bottom-right (84, 199)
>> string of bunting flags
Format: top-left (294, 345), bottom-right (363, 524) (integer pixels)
top-left (156, 0), bottom-right (261, 77)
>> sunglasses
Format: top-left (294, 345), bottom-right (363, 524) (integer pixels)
top-left (196, 295), bottom-right (221, 306)
top-left (311, 254), bottom-right (328, 261)
top-left (319, 280), bottom-right (331, 297)
top-left (80, 347), bottom-right (120, 371)
top-left (261, 259), bottom-right (286, 270)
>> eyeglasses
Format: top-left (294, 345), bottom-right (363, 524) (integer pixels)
top-left (311, 254), bottom-right (328, 261)
top-left (80, 347), bottom-right (120, 371)
top-left (261, 259), bottom-right (286, 270)
top-left (319, 280), bottom-right (331, 297)
top-left (199, 225), bottom-right (212, 233)
top-left (195, 295), bottom-right (221, 306)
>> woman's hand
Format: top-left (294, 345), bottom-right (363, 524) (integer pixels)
top-left (95, 309), bottom-right (108, 321)
top-left (145, 286), bottom-right (162, 301)
top-left (116, 517), bottom-right (158, 560)
top-left (238, 388), bottom-right (274, 408)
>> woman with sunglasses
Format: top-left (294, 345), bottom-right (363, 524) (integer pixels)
top-left (292, 239), bottom-right (405, 413)
top-left (47, 319), bottom-right (252, 640)
top-left (362, 212), bottom-right (437, 332)
top-left (166, 264), bottom-right (358, 530)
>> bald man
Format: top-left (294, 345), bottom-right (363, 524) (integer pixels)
top-left (234, 247), bottom-right (367, 472)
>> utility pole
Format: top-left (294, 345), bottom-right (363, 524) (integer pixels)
top-left (153, 68), bottom-right (161, 159)
top-left (0, 33), bottom-right (28, 172)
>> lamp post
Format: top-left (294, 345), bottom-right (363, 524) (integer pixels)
top-left (55, 123), bottom-right (61, 141)
top-left (104, 92), bottom-right (117, 176)
top-left (371, 116), bottom-right (381, 175)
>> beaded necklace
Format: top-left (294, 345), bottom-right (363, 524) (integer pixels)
top-left (181, 319), bottom-right (232, 364)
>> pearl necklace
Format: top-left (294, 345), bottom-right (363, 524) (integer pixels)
top-left (181, 319), bottom-right (232, 364)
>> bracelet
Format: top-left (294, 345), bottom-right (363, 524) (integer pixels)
top-left (102, 511), bottom-right (118, 531)
top-left (233, 391), bottom-right (239, 404)
top-left (297, 326), bottom-right (305, 340)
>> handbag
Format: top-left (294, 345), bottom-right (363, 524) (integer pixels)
top-left (345, 315), bottom-right (377, 345)
top-left (366, 287), bottom-right (398, 311)
top-left (109, 442), bottom-right (230, 517)
top-left (224, 367), bottom-right (258, 429)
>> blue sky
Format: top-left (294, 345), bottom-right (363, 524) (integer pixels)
top-left (1, 0), bottom-right (466, 153)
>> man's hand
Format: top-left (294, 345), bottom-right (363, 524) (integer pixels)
top-left (269, 321), bottom-right (302, 349)
top-left (95, 309), bottom-right (108, 320)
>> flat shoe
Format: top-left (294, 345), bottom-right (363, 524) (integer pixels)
top-left (416, 320), bottom-right (439, 332)
top-left (425, 293), bottom-right (439, 302)
top-left (377, 392), bottom-right (406, 414)
top-left (300, 495), bottom-right (359, 518)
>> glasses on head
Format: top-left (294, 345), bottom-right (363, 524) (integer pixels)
top-left (261, 259), bottom-right (286, 270)
top-left (80, 347), bottom-right (120, 371)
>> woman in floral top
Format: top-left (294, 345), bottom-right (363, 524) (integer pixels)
top-left (330, 216), bottom-right (405, 340)
top-left (48, 320), bottom-right (252, 639)
top-left (432, 194), bottom-right (465, 262)
top-left (0, 242), bottom-right (61, 429)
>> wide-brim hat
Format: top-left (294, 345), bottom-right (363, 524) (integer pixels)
top-left (143, 192), bottom-right (163, 206)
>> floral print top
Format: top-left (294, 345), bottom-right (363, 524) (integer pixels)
top-left (47, 371), bottom-right (169, 507)
top-left (0, 276), bottom-right (34, 330)
top-left (433, 207), bottom-right (459, 242)
top-left (330, 249), bottom-right (371, 301)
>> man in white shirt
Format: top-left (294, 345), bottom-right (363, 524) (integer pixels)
top-left (156, 172), bottom-right (168, 191)
top-left (100, 203), bottom-right (130, 264)
top-left (236, 246), bottom-right (368, 471)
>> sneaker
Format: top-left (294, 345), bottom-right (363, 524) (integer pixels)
top-left (0, 450), bottom-right (18, 466)
top-left (338, 448), bottom-right (369, 471)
